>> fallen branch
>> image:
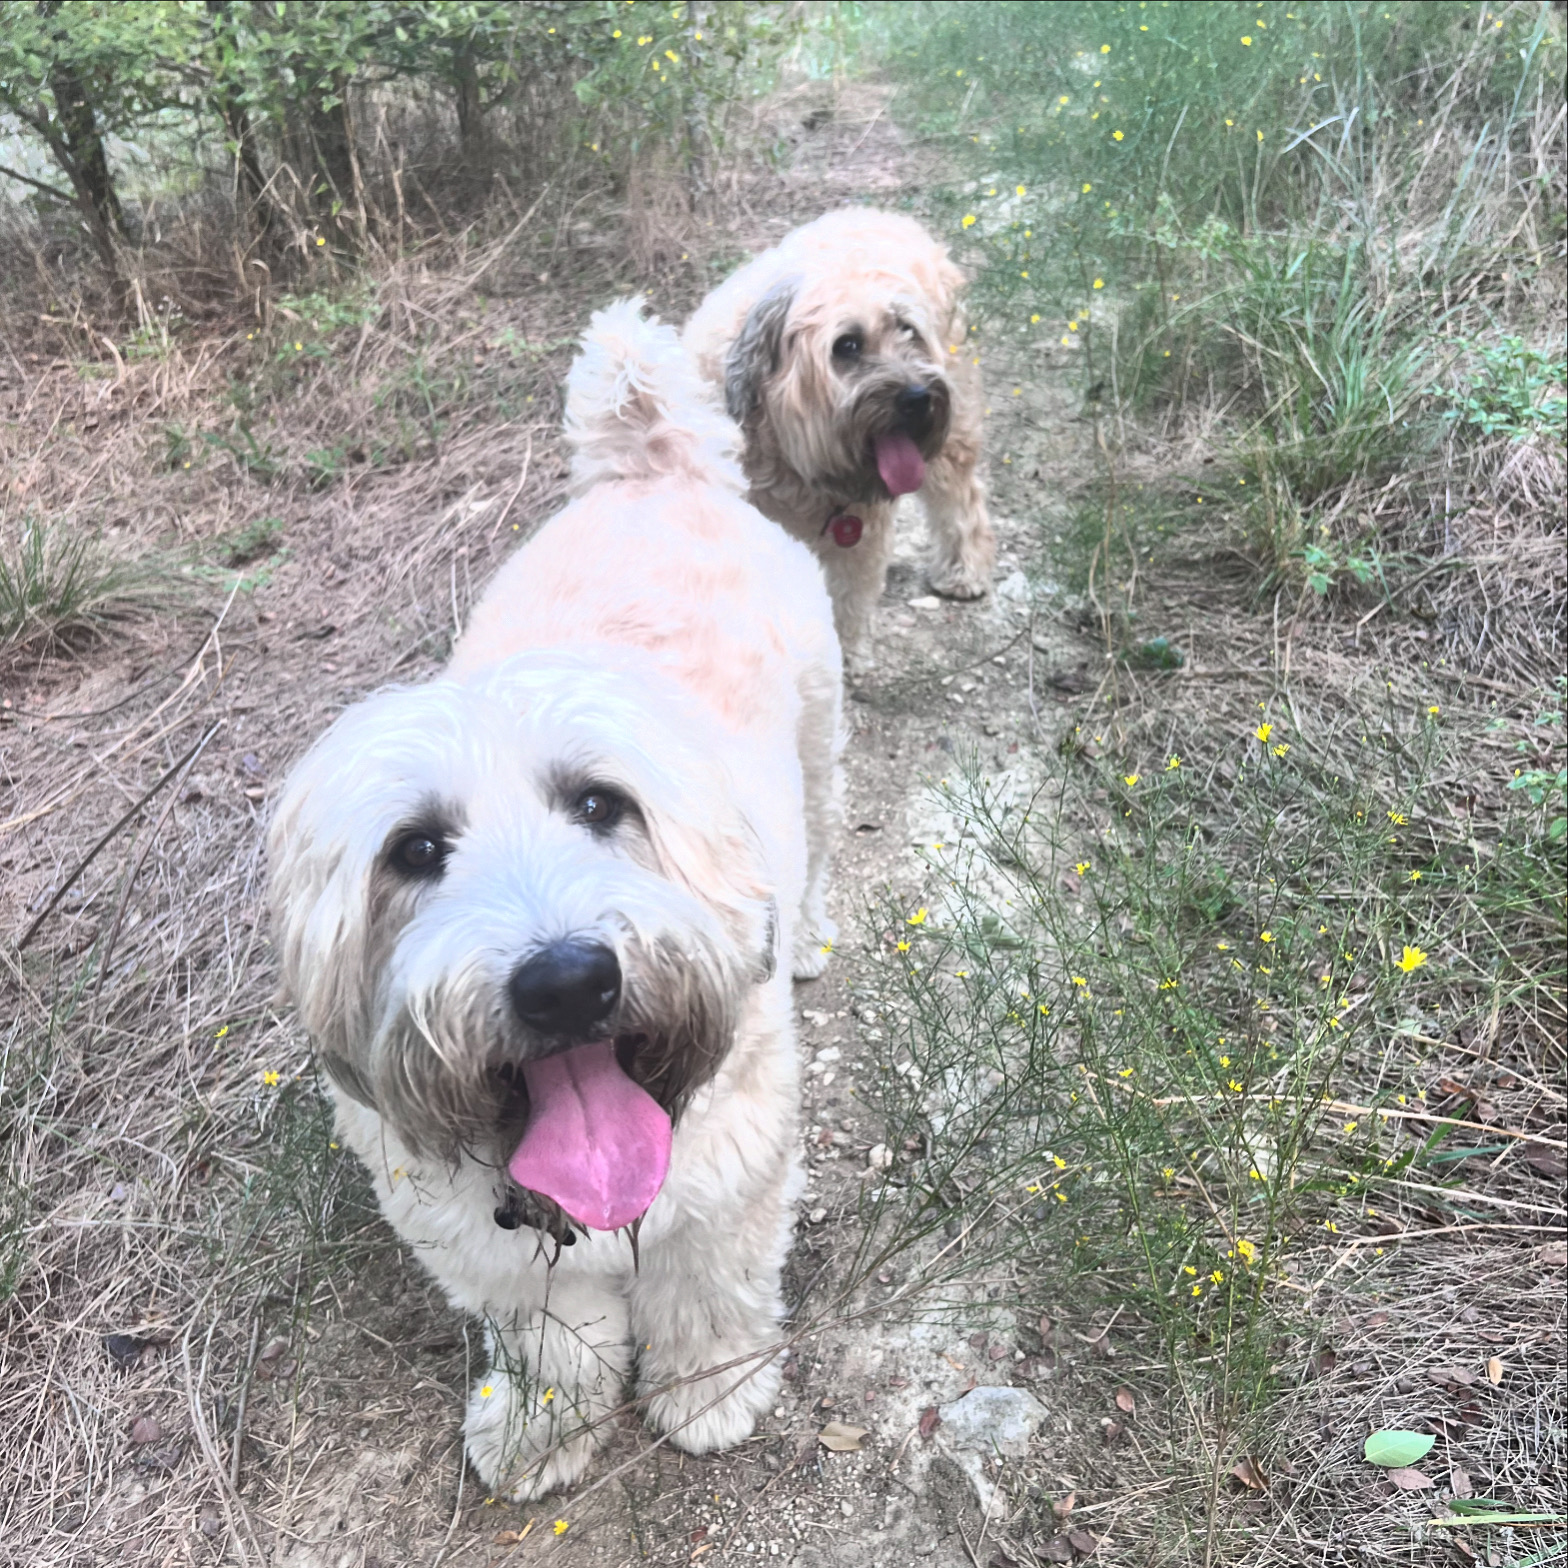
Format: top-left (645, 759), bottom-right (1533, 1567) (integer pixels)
top-left (17, 721), bottom-right (223, 950)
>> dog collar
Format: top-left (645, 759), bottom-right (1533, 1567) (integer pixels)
top-left (822, 510), bottom-right (863, 548)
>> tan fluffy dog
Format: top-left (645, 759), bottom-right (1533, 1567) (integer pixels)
top-left (684, 207), bottom-right (994, 674)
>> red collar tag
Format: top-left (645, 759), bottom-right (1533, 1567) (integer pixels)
top-left (827, 512), bottom-right (863, 548)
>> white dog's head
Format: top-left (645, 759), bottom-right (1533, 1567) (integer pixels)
top-left (268, 652), bottom-right (773, 1230)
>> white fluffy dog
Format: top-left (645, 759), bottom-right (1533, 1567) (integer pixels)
top-left (268, 301), bottom-right (842, 1499)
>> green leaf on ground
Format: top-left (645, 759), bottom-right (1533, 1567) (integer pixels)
top-left (1363, 1430), bottom-right (1435, 1468)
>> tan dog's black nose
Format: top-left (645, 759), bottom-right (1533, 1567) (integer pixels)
top-left (895, 384), bottom-right (934, 436)
top-left (509, 941), bottom-right (621, 1036)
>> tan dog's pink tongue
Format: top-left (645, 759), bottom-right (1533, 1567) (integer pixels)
top-left (509, 1040), bottom-right (671, 1232)
top-left (874, 431), bottom-right (926, 496)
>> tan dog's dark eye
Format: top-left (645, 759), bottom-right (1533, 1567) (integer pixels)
top-left (574, 789), bottom-right (626, 828)
top-left (393, 833), bottom-right (445, 874)
top-left (832, 334), bottom-right (862, 360)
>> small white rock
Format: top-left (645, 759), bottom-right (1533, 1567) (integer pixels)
top-left (907, 595), bottom-right (941, 610)
top-left (867, 1143), bottom-right (894, 1171)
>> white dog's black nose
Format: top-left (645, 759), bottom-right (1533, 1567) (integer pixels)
top-left (509, 941), bottom-right (622, 1036)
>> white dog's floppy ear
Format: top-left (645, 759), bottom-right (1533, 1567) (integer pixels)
top-left (639, 796), bottom-right (779, 988)
top-left (724, 277), bottom-right (797, 424)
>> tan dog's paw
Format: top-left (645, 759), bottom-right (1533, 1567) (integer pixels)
top-left (927, 562), bottom-right (989, 600)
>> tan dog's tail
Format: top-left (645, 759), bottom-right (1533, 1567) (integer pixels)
top-left (565, 298), bottom-right (744, 496)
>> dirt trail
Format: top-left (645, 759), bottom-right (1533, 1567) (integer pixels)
top-left (2, 88), bottom-right (1121, 1568)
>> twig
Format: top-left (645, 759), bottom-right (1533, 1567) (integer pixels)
top-left (1375, 1177), bottom-right (1565, 1219)
top-left (0, 161), bottom-right (74, 203)
top-left (1324, 1220), bottom-right (1562, 1276)
top-left (229, 1315), bottom-right (262, 1493)
top-left (1324, 1099), bottom-right (1565, 1151)
top-left (486, 436), bottom-right (534, 546)
top-left (94, 722), bottom-right (224, 994)
top-left (720, 1439), bottom-right (798, 1557)
top-left (17, 721), bottom-right (222, 950)
top-left (182, 1328), bottom-right (262, 1566)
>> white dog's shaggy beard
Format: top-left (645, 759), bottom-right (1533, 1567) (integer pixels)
top-left (268, 300), bottom-right (842, 1503)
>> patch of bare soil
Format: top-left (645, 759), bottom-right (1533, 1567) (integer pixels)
top-left (2, 75), bottom-right (1562, 1568)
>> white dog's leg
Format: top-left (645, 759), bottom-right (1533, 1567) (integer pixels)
top-left (632, 1155), bottom-right (797, 1453)
top-left (790, 660), bottom-right (844, 981)
top-left (463, 1273), bottom-right (631, 1501)
top-left (819, 503), bottom-right (897, 678)
top-left (923, 445), bottom-right (995, 600)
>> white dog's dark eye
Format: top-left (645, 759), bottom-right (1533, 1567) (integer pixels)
top-left (832, 333), bottom-right (863, 360)
top-left (392, 833), bottom-right (445, 873)
top-left (574, 789), bottom-right (625, 828)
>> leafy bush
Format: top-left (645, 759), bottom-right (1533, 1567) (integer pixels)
top-left (1444, 336), bottom-right (1568, 444)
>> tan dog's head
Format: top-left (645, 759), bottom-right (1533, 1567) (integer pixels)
top-left (724, 262), bottom-right (962, 504)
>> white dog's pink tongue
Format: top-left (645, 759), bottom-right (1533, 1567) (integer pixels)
top-left (875, 431), bottom-right (926, 496)
top-left (509, 1040), bottom-right (671, 1232)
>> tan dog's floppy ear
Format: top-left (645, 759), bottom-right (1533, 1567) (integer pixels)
top-left (724, 278), bottom-right (796, 424)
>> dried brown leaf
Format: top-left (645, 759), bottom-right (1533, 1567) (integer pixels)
top-left (1386, 1467), bottom-right (1435, 1490)
top-left (1230, 1455), bottom-right (1268, 1491)
top-left (1114, 1386), bottom-right (1135, 1415)
top-left (1040, 1537), bottom-right (1074, 1564)
top-left (1067, 1527), bottom-right (1101, 1556)
top-left (129, 1415), bottom-right (162, 1445)
top-left (918, 1406), bottom-right (941, 1440)
top-left (817, 1422), bottom-right (867, 1452)
top-left (1485, 1356), bottom-right (1503, 1386)
top-left (1052, 1491), bottom-right (1077, 1520)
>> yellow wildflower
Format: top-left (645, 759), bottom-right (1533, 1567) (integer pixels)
top-left (1395, 945), bottom-right (1428, 973)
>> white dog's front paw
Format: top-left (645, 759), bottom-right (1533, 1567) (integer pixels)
top-left (644, 1350), bottom-right (782, 1455)
top-left (463, 1376), bottom-right (599, 1502)
top-left (791, 914), bottom-right (836, 980)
